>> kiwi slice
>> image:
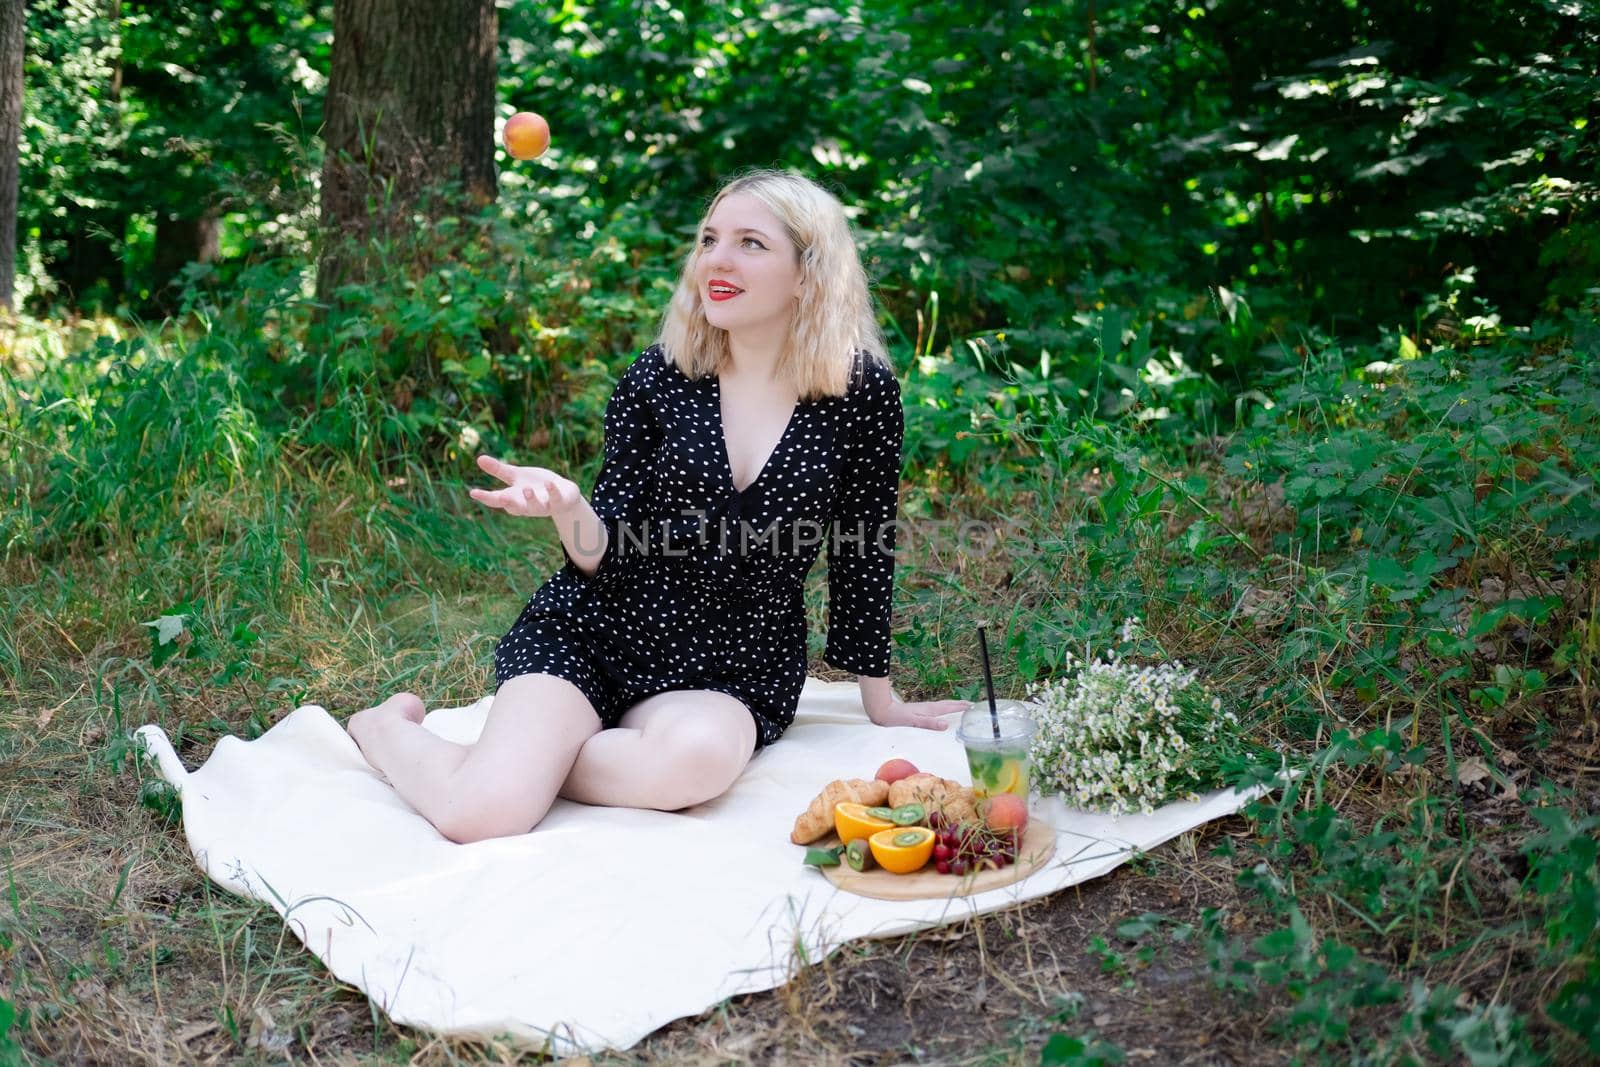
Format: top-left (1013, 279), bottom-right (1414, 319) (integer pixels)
top-left (892, 829), bottom-right (929, 848)
top-left (845, 837), bottom-right (875, 872)
top-left (866, 806), bottom-right (897, 822)
top-left (890, 803), bottom-right (926, 826)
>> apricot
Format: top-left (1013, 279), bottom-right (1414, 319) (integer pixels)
top-left (875, 758), bottom-right (919, 784)
top-left (981, 792), bottom-right (1028, 836)
top-left (502, 111), bottom-right (550, 160)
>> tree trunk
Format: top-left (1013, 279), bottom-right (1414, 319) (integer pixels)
top-left (147, 212), bottom-right (220, 313)
top-left (0, 0), bottom-right (24, 313)
top-left (316, 0), bottom-right (498, 306)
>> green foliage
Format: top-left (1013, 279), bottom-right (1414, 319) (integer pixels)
top-left (168, 174), bottom-right (674, 465)
top-left (1521, 801), bottom-right (1600, 1053)
top-left (1202, 901), bottom-right (1548, 1064)
top-left (1222, 329), bottom-right (1598, 712)
top-left (4, 332), bottom-right (268, 549)
top-left (0, 993), bottom-right (21, 1067)
top-left (1164, 1), bottom-right (1600, 340)
top-left (140, 599), bottom-right (263, 692)
top-left (6, 3), bottom-right (1599, 1060)
top-left (23, 0), bottom-right (1596, 407)
top-left (20, 0), bottom-right (330, 311)
top-left (1040, 1031), bottom-right (1126, 1067)
top-left (137, 778), bottom-right (182, 827)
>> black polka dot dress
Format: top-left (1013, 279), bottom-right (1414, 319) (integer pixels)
top-left (493, 344), bottom-right (904, 753)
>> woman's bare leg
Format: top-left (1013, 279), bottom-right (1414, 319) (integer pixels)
top-left (347, 674), bottom-right (602, 842)
top-left (557, 690), bottom-right (757, 810)
top-left (347, 693), bottom-right (467, 786)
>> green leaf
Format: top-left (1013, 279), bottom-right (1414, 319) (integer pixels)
top-left (1115, 913), bottom-right (1163, 941)
top-left (1368, 557), bottom-right (1408, 587)
top-left (803, 845), bottom-right (844, 867)
top-left (143, 614), bottom-right (187, 645)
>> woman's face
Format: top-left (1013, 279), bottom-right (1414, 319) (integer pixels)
top-left (694, 191), bottom-right (804, 340)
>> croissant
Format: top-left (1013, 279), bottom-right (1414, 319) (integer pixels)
top-left (941, 793), bottom-right (979, 827)
top-left (790, 778), bottom-right (890, 844)
top-left (888, 772), bottom-right (961, 808)
top-left (889, 773), bottom-right (977, 824)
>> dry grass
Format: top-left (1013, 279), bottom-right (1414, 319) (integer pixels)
top-left (1, 447), bottom-right (1592, 1064)
top-left (0, 475), bottom-right (1250, 1065)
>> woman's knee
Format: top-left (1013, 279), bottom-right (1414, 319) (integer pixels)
top-left (434, 794), bottom-right (542, 844)
top-left (439, 674), bottom-right (603, 841)
top-left (433, 765), bottom-right (570, 842)
top-left (650, 711), bottom-right (755, 807)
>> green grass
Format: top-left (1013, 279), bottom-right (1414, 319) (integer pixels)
top-left (1, 308), bottom-right (1596, 1063)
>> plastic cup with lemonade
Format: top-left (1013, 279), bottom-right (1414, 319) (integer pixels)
top-left (956, 699), bottom-right (1036, 802)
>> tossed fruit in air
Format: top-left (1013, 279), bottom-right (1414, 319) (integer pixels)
top-left (834, 802), bottom-right (895, 844)
top-left (868, 826), bottom-right (936, 874)
top-left (502, 111), bottom-right (550, 160)
top-left (875, 758), bottom-right (919, 784)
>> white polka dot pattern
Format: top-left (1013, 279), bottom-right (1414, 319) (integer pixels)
top-left (493, 344), bottom-right (903, 750)
top-left (821, 357), bottom-right (903, 678)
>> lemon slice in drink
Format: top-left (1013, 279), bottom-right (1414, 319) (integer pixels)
top-left (994, 759), bottom-right (1024, 796)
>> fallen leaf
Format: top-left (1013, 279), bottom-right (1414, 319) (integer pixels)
top-left (177, 1021), bottom-right (218, 1045)
top-left (1454, 757), bottom-right (1492, 788)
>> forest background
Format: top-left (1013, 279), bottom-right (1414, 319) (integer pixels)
top-left (2, 1), bottom-right (1598, 1064)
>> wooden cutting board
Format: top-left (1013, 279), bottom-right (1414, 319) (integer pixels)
top-left (817, 817), bottom-right (1056, 900)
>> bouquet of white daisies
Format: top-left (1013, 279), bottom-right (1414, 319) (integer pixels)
top-left (1025, 621), bottom-right (1246, 814)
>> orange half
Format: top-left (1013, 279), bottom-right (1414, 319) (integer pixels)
top-left (835, 802), bottom-right (895, 844)
top-left (868, 826), bottom-right (936, 874)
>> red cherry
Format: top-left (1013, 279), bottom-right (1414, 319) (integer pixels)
top-left (935, 859), bottom-right (951, 875)
top-left (951, 859), bottom-right (969, 876)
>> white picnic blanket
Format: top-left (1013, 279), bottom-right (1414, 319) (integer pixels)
top-left (135, 677), bottom-right (1272, 1056)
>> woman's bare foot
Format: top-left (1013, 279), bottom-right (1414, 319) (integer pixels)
top-left (347, 692), bottom-right (426, 771)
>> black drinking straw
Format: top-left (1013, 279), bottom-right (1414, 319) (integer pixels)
top-left (977, 623), bottom-right (1001, 740)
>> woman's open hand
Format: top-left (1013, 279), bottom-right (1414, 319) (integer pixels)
top-left (868, 697), bottom-right (968, 732)
top-left (469, 455), bottom-right (582, 518)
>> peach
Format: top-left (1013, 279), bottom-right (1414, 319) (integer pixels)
top-left (874, 758), bottom-right (919, 784)
top-left (981, 792), bottom-right (1028, 835)
top-left (503, 111), bottom-right (550, 160)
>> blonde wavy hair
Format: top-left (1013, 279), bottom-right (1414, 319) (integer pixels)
top-left (654, 167), bottom-right (892, 402)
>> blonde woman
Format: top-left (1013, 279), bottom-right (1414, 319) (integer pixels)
top-left (348, 168), bottom-right (966, 842)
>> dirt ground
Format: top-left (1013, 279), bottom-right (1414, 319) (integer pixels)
top-left (11, 745), bottom-right (1586, 1065)
top-left (8, 680), bottom-right (1586, 1064)
top-left (615, 819), bottom-right (1288, 1066)
top-left (7, 777), bottom-right (1294, 1066)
